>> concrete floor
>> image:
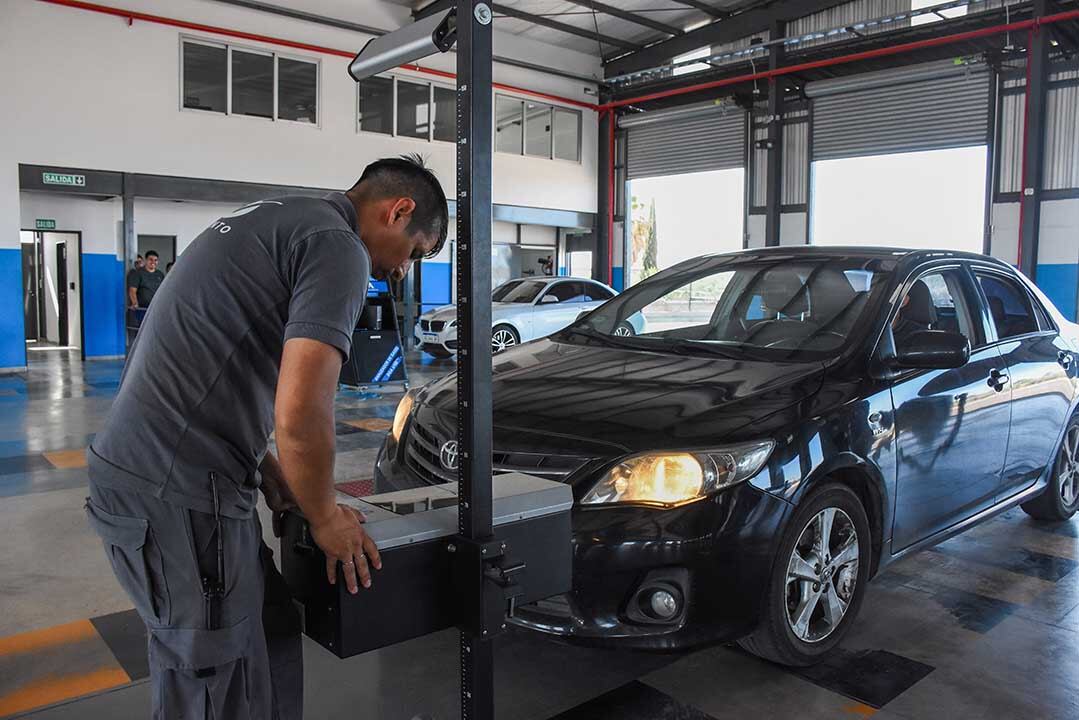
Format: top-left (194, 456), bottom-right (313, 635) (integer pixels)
top-left (0, 348), bottom-right (1077, 719)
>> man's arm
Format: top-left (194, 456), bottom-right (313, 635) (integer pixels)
top-left (275, 337), bottom-right (381, 593)
top-left (127, 286), bottom-right (138, 309)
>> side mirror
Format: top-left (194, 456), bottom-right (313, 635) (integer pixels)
top-left (894, 330), bottom-right (970, 370)
top-left (540, 295), bottom-right (559, 304)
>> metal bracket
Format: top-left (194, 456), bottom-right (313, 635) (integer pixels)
top-left (448, 535), bottom-right (525, 637)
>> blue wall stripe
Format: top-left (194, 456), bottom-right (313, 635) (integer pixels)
top-left (81, 253), bottom-right (126, 358)
top-left (1036, 263), bottom-right (1078, 322)
top-left (0, 249), bottom-right (27, 368)
top-left (421, 261), bottom-right (452, 309)
top-left (612, 266), bottom-right (624, 292)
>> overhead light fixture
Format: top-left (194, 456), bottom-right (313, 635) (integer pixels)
top-left (348, 8), bottom-right (458, 81)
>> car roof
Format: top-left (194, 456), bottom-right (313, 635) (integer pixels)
top-left (504, 276), bottom-right (609, 286)
top-left (700, 245), bottom-right (1011, 269)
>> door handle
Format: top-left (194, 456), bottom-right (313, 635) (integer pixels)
top-left (988, 368), bottom-right (1009, 391)
top-left (1058, 351), bottom-right (1073, 369)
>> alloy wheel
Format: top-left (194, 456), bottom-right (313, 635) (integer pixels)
top-left (785, 507), bottom-right (860, 643)
top-left (1058, 425), bottom-right (1079, 508)
top-left (491, 328), bottom-right (517, 353)
top-left (613, 324), bottom-right (633, 337)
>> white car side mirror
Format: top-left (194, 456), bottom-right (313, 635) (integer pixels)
top-left (540, 295), bottom-right (560, 304)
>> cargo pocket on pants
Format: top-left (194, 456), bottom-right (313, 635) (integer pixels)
top-left (85, 498), bottom-right (171, 625)
top-left (150, 616), bottom-right (254, 720)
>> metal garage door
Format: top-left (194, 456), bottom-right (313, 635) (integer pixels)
top-left (623, 103), bottom-right (746, 180)
top-left (809, 62), bottom-right (991, 161)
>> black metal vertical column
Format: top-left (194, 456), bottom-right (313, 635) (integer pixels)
top-left (122, 173), bottom-right (136, 352)
top-left (456, 2), bottom-right (494, 719)
top-left (1019, 0), bottom-right (1050, 279)
top-left (596, 104), bottom-right (613, 283)
top-left (764, 21), bottom-right (785, 248)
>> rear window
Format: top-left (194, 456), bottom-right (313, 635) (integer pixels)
top-left (976, 273), bottom-right (1040, 340)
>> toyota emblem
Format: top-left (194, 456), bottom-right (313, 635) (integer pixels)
top-left (440, 440), bottom-right (459, 471)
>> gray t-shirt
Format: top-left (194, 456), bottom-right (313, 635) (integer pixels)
top-left (90, 193), bottom-right (370, 518)
top-left (128, 268), bottom-right (165, 307)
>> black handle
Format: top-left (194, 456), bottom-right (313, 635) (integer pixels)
top-left (1059, 351), bottom-right (1073, 369)
top-left (988, 368), bottom-right (1009, 391)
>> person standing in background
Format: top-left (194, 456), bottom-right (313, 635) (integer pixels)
top-left (128, 250), bottom-right (165, 308)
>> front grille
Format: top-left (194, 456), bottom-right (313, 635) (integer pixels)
top-left (419, 319), bottom-right (431, 331)
top-left (430, 320), bottom-right (446, 332)
top-left (403, 417), bottom-right (594, 486)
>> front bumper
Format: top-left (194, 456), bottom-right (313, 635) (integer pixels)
top-left (414, 322), bottom-right (457, 355)
top-left (375, 435), bottom-right (793, 651)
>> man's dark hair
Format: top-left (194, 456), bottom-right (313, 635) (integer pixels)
top-left (145, 250), bottom-right (159, 259)
top-left (353, 154), bottom-right (449, 258)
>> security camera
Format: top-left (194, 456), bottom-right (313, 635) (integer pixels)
top-left (348, 8), bottom-right (458, 82)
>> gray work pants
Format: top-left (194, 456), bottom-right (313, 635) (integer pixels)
top-left (85, 481), bottom-right (303, 719)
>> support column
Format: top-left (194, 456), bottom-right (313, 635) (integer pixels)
top-left (1018, 0), bottom-right (1050, 279)
top-left (597, 105), bottom-right (613, 283)
top-left (764, 21), bottom-right (786, 248)
top-left (455, 2), bottom-right (495, 719)
top-left (123, 174), bottom-right (136, 353)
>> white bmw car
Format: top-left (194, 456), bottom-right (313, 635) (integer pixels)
top-left (416, 276), bottom-right (639, 357)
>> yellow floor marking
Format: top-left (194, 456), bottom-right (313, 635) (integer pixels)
top-left (345, 418), bottom-right (393, 432)
top-left (42, 449), bottom-right (88, 469)
top-left (843, 702), bottom-right (878, 717)
top-left (0, 666), bottom-right (130, 717)
top-left (0, 620), bottom-right (97, 657)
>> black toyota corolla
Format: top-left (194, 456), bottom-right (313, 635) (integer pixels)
top-left (375, 247), bottom-right (1079, 666)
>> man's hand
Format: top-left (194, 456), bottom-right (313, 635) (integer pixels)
top-left (310, 504), bottom-right (382, 593)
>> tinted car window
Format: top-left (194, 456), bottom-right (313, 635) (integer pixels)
top-left (976, 273), bottom-right (1039, 340)
top-left (892, 269), bottom-right (975, 351)
top-left (493, 280), bottom-right (545, 303)
top-left (541, 282), bottom-right (581, 304)
top-left (585, 283), bottom-right (614, 301)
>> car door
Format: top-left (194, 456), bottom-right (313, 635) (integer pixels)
top-left (971, 267), bottom-right (1075, 500)
top-left (533, 281), bottom-right (584, 338)
top-left (890, 265), bottom-right (1012, 551)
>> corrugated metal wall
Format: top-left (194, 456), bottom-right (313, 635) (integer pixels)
top-left (996, 63), bottom-right (1079, 194)
top-left (751, 107), bottom-right (809, 208)
top-left (626, 108), bottom-right (746, 180)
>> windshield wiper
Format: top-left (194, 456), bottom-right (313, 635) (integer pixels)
top-left (664, 339), bottom-right (744, 360)
top-left (561, 326), bottom-right (658, 350)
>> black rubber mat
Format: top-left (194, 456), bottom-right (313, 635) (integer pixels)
top-left (794, 648), bottom-right (934, 709)
top-left (91, 609), bottom-right (149, 681)
top-left (549, 681), bottom-right (716, 720)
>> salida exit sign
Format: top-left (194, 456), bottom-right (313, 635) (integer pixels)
top-left (42, 172), bottom-right (85, 187)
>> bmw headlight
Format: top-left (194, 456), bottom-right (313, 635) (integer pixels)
top-left (391, 390), bottom-right (417, 442)
top-left (580, 441), bottom-right (775, 507)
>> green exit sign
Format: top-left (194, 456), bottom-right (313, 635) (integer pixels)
top-left (42, 172), bottom-right (85, 187)
top-left (35, 219), bottom-right (56, 231)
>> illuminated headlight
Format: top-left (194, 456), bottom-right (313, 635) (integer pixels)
top-left (391, 390), bottom-right (417, 442)
top-left (580, 441), bottom-right (775, 507)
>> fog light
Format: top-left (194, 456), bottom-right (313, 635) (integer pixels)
top-left (648, 589), bottom-right (679, 620)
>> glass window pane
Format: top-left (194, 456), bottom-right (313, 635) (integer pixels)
top-left (976, 273), bottom-right (1039, 339)
top-left (397, 80), bottom-right (430, 140)
top-left (358, 76), bottom-right (394, 134)
top-left (495, 96), bottom-right (523, 154)
top-left (182, 42), bottom-right (227, 113)
top-left (231, 50), bottom-right (273, 119)
top-left (278, 58), bottom-right (317, 123)
top-left (553, 108), bottom-right (580, 162)
top-left (433, 85), bottom-right (456, 142)
top-left (525, 102), bottom-right (552, 158)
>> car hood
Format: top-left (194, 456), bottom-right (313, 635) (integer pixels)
top-left (417, 337), bottom-right (824, 456)
top-left (421, 303), bottom-right (524, 324)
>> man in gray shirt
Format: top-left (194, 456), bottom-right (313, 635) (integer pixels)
top-left (86, 156), bottom-right (448, 719)
top-left (128, 250), bottom-right (166, 308)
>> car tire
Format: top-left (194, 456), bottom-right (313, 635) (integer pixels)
top-left (613, 321), bottom-right (636, 337)
top-left (1021, 416), bottom-right (1079, 522)
top-left (491, 325), bottom-right (520, 354)
top-left (738, 483), bottom-right (872, 667)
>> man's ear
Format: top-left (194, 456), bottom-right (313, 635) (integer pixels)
top-left (389, 198), bottom-right (417, 229)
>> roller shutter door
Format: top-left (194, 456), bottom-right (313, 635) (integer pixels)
top-left (626, 109), bottom-right (745, 180)
top-left (812, 68), bottom-right (991, 161)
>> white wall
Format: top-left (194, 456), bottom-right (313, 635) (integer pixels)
top-left (746, 214), bottom-right (766, 249)
top-left (1038, 199), bottom-right (1079, 266)
top-left (0, 0), bottom-right (599, 225)
top-left (990, 202), bottom-right (1020, 266)
top-left (19, 194), bottom-right (121, 256)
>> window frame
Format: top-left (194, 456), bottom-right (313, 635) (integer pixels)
top-left (179, 35), bottom-right (321, 128)
top-left (494, 93), bottom-right (582, 164)
top-left (356, 74), bottom-right (457, 144)
top-left (968, 264), bottom-right (1057, 346)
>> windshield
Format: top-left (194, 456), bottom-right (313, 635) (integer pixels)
top-left (559, 254), bottom-right (896, 362)
top-left (492, 280), bottom-right (546, 303)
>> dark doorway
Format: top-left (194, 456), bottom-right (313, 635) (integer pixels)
top-left (20, 232), bottom-right (43, 341)
top-left (56, 241), bottom-right (69, 346)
